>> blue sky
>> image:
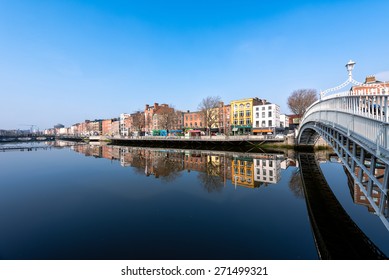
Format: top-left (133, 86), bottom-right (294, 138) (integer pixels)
top-left (1, 0), bottom-right (388, 130)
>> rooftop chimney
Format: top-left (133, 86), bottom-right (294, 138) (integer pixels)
top-left (365, 75), bottom-right (377, 84)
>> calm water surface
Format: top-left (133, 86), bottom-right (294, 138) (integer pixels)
top-left (0, 141), bottom-right (388, 259)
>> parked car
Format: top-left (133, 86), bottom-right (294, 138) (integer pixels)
top-left (274, 134), bottom-right (285, 139)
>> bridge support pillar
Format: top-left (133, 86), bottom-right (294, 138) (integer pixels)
top-left (351, 142), bottom-right (356, 173)
top-left (367, 156), bottom-right (376, 196)
top-left (358, 145), bottom-right (365, 183)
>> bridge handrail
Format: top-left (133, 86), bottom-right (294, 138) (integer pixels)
top-left (302, 91), bottom-right (351, 121)
top-left (299, 92), bottom-right (389, 158)
top-left (302, 92), bottom-right (389, 126)
top-left (303, 79), bottom-right (389, 125)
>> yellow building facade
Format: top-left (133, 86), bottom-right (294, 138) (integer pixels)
top-left (230, 97), bottom-right (263, 134)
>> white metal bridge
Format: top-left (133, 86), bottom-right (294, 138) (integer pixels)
top-left (297, 60), bottom-right (389, 230)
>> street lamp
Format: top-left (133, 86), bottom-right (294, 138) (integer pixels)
top-left (320, 60), bottom-right (358, 99)
top-left (345, 60), bottom-right (356, 81)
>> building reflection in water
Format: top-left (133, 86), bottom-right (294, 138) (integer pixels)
top-left (50, 142), bottom-right (388, 219)
top-left (69, 144), bottom-right (290, 190)
top-left (340, 155), bottom-right (389, 218)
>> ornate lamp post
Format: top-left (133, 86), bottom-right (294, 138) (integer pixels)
top-left (320, 59), bottom-right (360, 99)
top-left (345, 60), bottom-right (356, 82)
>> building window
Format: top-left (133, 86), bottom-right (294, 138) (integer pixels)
top-left (268, 120), bottom-right (272, 126)
top-left (268, 106), bottom-right (272, 110)
top-left (262, 107), bottom-right (265, 110)
top-left (262, 112), bottom-right (265, 118)
top-left (268, 111), bottom-right (272, 117)
top-left (240, 120), bottom-right (244, 125)
top-left (246, 103), bottom-right (250, 108)
top-left (246, 119), bottom-right (250, 125)
top-left (256, 121), bottom-right (259, 127)
top-left (256, 107), bottom-right (259, 111)
top-left (262, 121), bottom-right (266, 127)
top-left (246, 110), bottom-right (250, 117)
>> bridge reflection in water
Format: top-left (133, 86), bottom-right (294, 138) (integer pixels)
top-left (298, 153), bottom-right (387, 259)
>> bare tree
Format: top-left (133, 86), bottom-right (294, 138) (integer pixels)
top-left (287, 89), bottom-right (318, 116)
top-left (198, 96), bottom-right (222, 136)
top-left (153, 152), bottom-right (183, 182)
top-left (131, 111), bottom-right (145, 135)
top-left (157, 107), bottom-right (179, 131)
top-left (288, 169), bottom-right (304, 199)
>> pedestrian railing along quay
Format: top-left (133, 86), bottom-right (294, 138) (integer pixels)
top-left (109, 134), bottom-right (286, 142)
top-left (108, 135), bottom-right (287, 151)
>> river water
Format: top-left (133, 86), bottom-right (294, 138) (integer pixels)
top-left (0, 141), bottom-right (388, 259)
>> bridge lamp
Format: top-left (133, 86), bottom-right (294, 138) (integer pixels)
top-left (345, 60), bottom-right (356, 81)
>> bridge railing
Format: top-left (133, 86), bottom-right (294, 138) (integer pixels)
top-left (301, 94), bottom-right (389, 155)
top-left (305, 94), bottom-right (389, 122)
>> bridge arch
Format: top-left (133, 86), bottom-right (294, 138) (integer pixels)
top-left (297, 124), bottom-right (321, 145)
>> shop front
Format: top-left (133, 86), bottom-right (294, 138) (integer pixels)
top-left (231, 125), bottom-right (252, 135)
top-left (252, 128), bottom-right (275, 135)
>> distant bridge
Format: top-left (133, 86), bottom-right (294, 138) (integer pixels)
top-left (0, 135), bottom-right (55, 142)
top-left (0, 145), bottom-right (53, 152)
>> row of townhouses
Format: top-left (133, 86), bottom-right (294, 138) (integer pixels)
top-left (49, 72), bottom-right (389, 137)
top-left (47, 97), bottom-right (292, 137)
